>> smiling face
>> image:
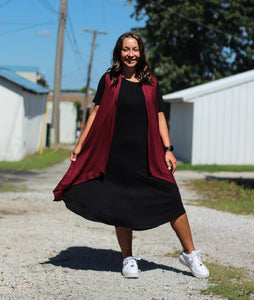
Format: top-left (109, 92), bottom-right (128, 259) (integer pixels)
top-left (120, 37), bottom-right (140, 71)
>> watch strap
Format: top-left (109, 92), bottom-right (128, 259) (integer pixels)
top-left (164, 145), bottom-right (174, 152)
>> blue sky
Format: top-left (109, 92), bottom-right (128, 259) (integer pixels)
top-left (0, 0), bottom-right (145, 90)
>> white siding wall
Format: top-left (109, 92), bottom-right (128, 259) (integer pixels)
top-left (170, 102), bottom-right (193, 163)
top-left (192, 81), bottom-right (254, 164)
top-left (0, 77), bottom-right (48, 161)
top-left (23, 91), bottom-right (47, 156)
top-left (48, 101), bottom-right (77, 144)
top-left (59, 102), bottom-right (76, 144)
top-left (0, 79), bottom-right (24, 161)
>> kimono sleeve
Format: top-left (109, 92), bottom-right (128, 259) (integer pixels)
top-left (93, 73), bottom-right (106, 105)
top-left (156, 82), bottom-right (165, 112)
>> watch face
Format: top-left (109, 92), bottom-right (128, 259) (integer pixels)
top-left (165, 145), bottom-right (174, 151)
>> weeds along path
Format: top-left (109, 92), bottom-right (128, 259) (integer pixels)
top-left (0, 160), bottom-right (253, 299)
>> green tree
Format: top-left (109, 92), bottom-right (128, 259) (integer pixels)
top-left (128, 0), bottom-right (254, 93)
top-left (74, 101), bottom-right (82, 123)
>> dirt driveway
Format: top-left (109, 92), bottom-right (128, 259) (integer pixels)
top-left (0, 160), bottom-right (253, 299)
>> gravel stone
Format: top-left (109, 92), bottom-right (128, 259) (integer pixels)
top-left (0, 160), bottom-right (253, 299)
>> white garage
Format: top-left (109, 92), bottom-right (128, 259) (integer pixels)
top-left (0, 68), bottom-right (49, 161)
top-left (163, 69), bottom-right (254, 165)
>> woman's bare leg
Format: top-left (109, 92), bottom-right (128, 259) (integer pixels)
top-left (171, 213), bottom-right (210, 278)
top-left (115, 227), bottom-right (133, 258)
top-left (170, 213), bottom-right (195, 254)
top-left (115, 214), bottom-right (194, 258)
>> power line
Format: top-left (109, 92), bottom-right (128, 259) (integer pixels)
top-left (1, 21), bottom-right (56, 25)
top-left (63, 5), bottom-right (88, 88)
top-left (66, 26), bottom-right (85, 80)
top-left (0, 0), bottom-right (12, 8)
top-left (67, 11), bottom-right (83, 60)
top-left (66, 8), bottom-right (85, 77)
top-left (0, 20), bottom-right (57, 36)
top-left (37, 0), bottom-right (59, 15)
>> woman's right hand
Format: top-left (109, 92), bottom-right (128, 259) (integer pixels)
top-left (70, 144), bottom-right (82, 161)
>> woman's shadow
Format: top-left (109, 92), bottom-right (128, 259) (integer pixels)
top-left (41, 246), bottom-right (190, 276)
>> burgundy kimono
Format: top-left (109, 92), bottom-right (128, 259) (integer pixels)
top-left (53, 73), bottom-right (176, 201)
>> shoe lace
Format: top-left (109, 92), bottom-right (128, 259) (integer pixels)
top-left (191, 250), bottom-right (203, 266)
top-left (123, 256), bottom-right (140, 267)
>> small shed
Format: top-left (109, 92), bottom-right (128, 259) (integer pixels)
top-left (0, 68), bottom-right (49, 161)
top-left (47, 91), bottom-right (95, 144)
top-left (47, 100), bottom-right (77, 144)
top-left (0, 65), bottom-right (47, 86)
top-left (163, 70), bottom-right (254, 165)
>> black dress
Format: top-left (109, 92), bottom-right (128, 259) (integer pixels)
top-left (63, 75), bottom-right (185, 230)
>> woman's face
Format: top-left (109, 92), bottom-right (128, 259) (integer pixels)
top-left (120, 37), bottom-right (140, 70)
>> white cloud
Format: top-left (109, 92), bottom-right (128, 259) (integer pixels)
top-left (36, 30), bottom-right (53, 36)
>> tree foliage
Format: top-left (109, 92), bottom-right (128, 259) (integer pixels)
top-left (128, 0), bottom-right (254, 93)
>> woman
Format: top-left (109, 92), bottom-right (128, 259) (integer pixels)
top-left (53, 32), bottom-right (209, 279)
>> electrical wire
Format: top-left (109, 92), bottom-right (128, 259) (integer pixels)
top-left (37, 0), bottom-right (59, 15)
top-left (0, 20), bottom-right (57, 36)
top-left (0, 0), bottom-right (12, 8)
top-left (66, 26), bottom-right (86, 80)
top-left (1, 0), bottom-right (88, 87)
top-left (67, 9), bottom-right (85, 66)
top-left (1, 21), bottom-right (55, 25)
top-left (64, 6), bottom-right (86, 83)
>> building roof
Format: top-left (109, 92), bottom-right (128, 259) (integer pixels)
top-left (0, 68), bottom-right (49, 94)
top-left (163, 69), bottom-right (254, 102)
top-left (0, 65), bottom-right (39, 73)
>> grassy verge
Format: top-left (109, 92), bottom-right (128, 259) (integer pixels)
top-left (165, 251), bottom-right (254, 300)
top-left (187, 178), bottom-right (254, 215)
top-left (0, 183), bottom-right (28, 192)
top-left (0, 148), bottom-right (69, 171)
top-left (202, 263), bottom-right (254, 300)
top-left (177, 164), bottom-right (254, 172)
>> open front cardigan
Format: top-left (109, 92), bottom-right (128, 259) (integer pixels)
top-left (53, 73), bottom-right (177, 201)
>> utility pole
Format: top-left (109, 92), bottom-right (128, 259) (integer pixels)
top-left (51, 0), bottom-right (67, 147)
top-left (82, 29), bottom-right (108, 124)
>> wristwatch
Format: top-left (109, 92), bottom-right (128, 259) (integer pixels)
top-left (164, 145), bottom-right (174, 152)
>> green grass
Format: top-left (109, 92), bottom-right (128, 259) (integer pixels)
top-left (164, 250), bottom-right (181, 258)
top-left (177, 164), bottom-right (254, 172)
top-left (165, 251), bottom-right (254, 300)
top-left (187, 178), bottom-right (254, 215)
top-left (0, 148), bottom-right (69, 171)
top-left (0, 183), bottom-right (28, 192)
top-left (201, 263), bottom-right (254, 300)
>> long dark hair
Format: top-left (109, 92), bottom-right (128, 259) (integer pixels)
top-left (108, 32), bottom-right (152, 86)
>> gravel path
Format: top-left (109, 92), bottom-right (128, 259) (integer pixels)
top-left (1, 160), bottom-right (253, 300)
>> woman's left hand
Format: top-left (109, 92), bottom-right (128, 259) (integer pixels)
top-left (165, 151), bottom-right (177, 174)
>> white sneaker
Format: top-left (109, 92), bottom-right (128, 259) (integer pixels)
top-left (122, 256), bottom-right (140, 278)
top-left (179, 250), bottom-right (209, 278)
